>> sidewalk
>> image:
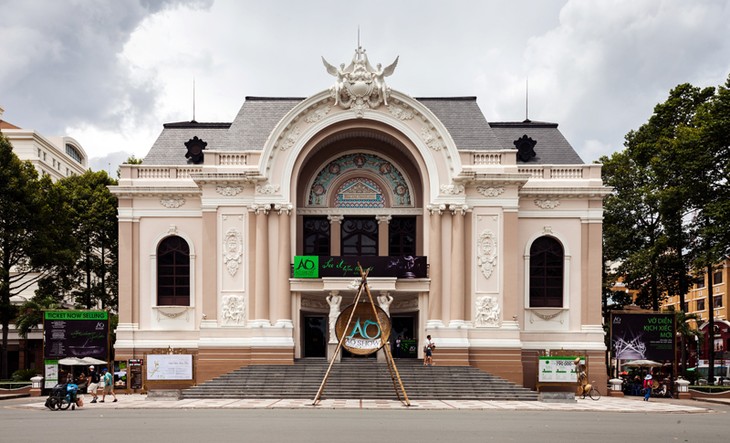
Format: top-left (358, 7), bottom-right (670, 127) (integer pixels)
top-left (7, 394), bottom-right (718, 412)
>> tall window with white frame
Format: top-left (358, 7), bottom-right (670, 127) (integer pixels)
top-left (529, 236), bottom-right (564, 308)
top-left (157, 235), bottom-right (191, 306)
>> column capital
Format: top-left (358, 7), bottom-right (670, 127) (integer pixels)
top-left (426, 204), bottom-right (447, 215)
top-left (375, 214), bottom-right (392, 224)
top-left (250, 203), bottom-right (271, 215)
top-left (450, 204), bottom-right (469, 216)
top-left (327, 214), bottom-right (344, 224)
top-left (274, 203), bottom-right (293, 215)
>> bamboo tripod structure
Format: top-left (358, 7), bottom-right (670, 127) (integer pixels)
top-left (312, 265), bottom-right (410, 406)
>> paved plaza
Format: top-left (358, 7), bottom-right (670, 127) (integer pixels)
top-left (5, 393), bottom-right (724, 413)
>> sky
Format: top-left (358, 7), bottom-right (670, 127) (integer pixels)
top-left (2, 0), bottom-right (730, 174)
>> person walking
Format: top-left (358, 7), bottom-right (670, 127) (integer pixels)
top-left (643, 374), bottom-right (653, 401)
top-left (423, 335), bottom-right (436, 366)
top-left (87, 366), bottom-right (100, 403)
top-left (100, 368), bottom-right (117, 403)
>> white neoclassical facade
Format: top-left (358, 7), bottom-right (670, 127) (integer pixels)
top-left (112, 48), bottom-right (611, 390)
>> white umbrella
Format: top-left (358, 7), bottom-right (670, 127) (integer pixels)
top-left (58, 356), bottom-right (107, 366)
top-left (623, 359), bottom-right (664, 368)
top-left (79, 357), bottom-right (107, 365)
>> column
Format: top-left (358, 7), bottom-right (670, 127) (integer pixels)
top-left (275, 204), bottom-right (293, 327)
top-left (328, 214), bottom-right (343, 256)
top-left (253, 204), bottom-right (270, 326)
top-left (449, 204), bottom-right (468, 327)
top-left (201, 210), bottom-right (217, 321)
top-left (427, 204), bottom-right (444, 327)
top-left (376, 215), bottom-right (392, 256)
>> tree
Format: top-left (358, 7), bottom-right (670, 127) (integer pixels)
top-left (603, 76), bottom-right (730, 384)
top-left (0, 134), bottom-right (66, 379)
top-left (54, 171), bottom-right (119, 310)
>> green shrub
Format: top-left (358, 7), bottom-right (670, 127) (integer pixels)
top-left (11, 368), bottom-right (38, 381)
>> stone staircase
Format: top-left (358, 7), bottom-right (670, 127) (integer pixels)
top-left (181, 358), bottom-right (538, 401)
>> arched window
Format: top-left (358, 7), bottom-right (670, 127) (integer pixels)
top-left (157, 236), bottom-right (190, 306)
top-left (529, 236), bottom-right (564, 308)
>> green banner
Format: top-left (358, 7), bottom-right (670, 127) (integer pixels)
top-left (293, 256), bottom-right (319, 278)
top-left (44, 310), bottom-right (108, 321)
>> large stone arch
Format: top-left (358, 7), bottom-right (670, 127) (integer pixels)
top-left (260, 90), bottom-right (462, 204)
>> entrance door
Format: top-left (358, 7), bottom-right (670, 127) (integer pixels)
top-left (303, 315), bottom-right (327, 358)
top-left (391, 315), bottom-right (418, 358)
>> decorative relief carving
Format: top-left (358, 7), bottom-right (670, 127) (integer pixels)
top-left (304, 105), bottom-right (331, 123)
top-left (477, 229), bottom-right (498, 279)
top-left (256, 184), bottom-right (280, 195)
top-left (476, 186), bottom-right (505, 197)
top-left (535, 199), bottom-right (560, 209)
top-left (543, 226), bottom-right (554, 234)
top-left (155, 306), bottom-right (189, 321)
top-left (221, 295), bottom-right (246, 325)
top-left (167, 225), bottom-right (178, 235)
top-left (474, 296), bottom-right (500, 327)
top-left (392, 298), bottom-right (418, 310)
top-left (440, 184), bottom-right (464, 195)
top-left (223, 229), bottom-right (243, 276)
top-left (160, 197), bottom-right (185, 208)
top-left (301, 297), bottom-right (328, 310)
top-left (280, 125), bottom-right (301, 151)
top-left (421, 127), bottom-right (444, 151)
top-left (387, 104), bottom-right (414, 120)
top-left (529, 309), bottom-right (565, 324)
top-left (216, 185), bottom-right (243, 196)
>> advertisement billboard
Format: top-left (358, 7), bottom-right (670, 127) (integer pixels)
top-left (611, 312), bottom-right (675, 361)
top-left (43, 310), bottom-right (109, 361)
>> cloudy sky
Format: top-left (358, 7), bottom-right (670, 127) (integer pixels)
top-left (2, 0), bottom-right (730, 174)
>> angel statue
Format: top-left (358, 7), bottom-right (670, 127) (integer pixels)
top-left (322, 57), bottom-right (352, 106)
top-left (371, 57), bottom-right (399, 106)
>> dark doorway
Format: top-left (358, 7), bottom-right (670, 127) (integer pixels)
top-left (303, 315), bottom-right (327, 358)
top-left (391, 315), bottom-right (418, 358)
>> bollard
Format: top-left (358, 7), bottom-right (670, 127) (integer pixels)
top-left (608, 378), bottom-right (624, 397)
top-left (30, 375), bottom-right (44, 397)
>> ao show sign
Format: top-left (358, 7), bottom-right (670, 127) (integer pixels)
top-left (611, 312), bottom-right (675, 361)
top-left (335, 303), bottom-right (392, 355)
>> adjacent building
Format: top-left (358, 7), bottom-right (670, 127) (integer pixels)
top-left (111, 48), bottom-right (611, 391)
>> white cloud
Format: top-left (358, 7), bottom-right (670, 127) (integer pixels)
top-left (2, 0), bottom-right (730, 174)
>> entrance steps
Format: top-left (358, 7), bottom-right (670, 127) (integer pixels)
top-left (181, 358), bottom-right (538, 401)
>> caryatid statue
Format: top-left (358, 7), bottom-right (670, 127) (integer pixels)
top-left (326, 292), bottom-right (342, 344)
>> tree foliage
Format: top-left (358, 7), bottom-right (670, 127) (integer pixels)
top-left (0, 134), bottom-right (68, 379)
top-left (602, 75), bottom-right (730, 380)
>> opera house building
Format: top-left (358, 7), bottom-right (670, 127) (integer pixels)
top-left (111, 47), bottom-right (610, 392)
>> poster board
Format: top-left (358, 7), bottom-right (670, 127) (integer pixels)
top-left (538, 356), bottom-right (582, 383)
top-left (43, 310), bottom-right (109, 361)
top-left (611, 312), bottom-right (675, 361)
top-left (146, 354), bottom-right (193, 380)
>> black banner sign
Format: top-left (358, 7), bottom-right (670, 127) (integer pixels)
top-left (294, 255), bottom-right (427, 278)
top-left (611, 312), bottom-right (675, 361)
top-left (43, 310), bottom-right (109, 360)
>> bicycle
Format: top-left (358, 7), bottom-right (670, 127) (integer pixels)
top-left (580, 382), bottom-right (601, 401)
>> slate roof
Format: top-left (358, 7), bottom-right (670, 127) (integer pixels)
top-left (142, 96), bottom-right (583, 165)
top-left (489, 120), bottom-right (584, 165)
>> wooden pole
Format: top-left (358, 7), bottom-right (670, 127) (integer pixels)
top-left (311, 270), bottom-right (368, 405)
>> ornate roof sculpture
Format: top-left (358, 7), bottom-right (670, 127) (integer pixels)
top-left (322, 46), bottom-right (399, 116)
